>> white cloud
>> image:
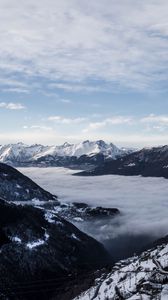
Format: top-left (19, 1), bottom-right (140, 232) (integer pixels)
top-left (2, 87), bottom-right (29, 94)
top-left (23, 125), bottom-right (52, 131)
top-left (141, 114), bottom-right (168, 125)
top-left (140, 114), bottom-right (168, 132)
top-left (0, 0), bottom-right (167, 91)
top-left (0, 77), bottom-right (30, 93)
top-left (0, 102), bottom-right (25, 110)
top-left (48, 115), bottom-right (87, 124)
top-left (49, 83), bottom-right (105, 93)
top-left (59, 99), bottom-right (72, 104)
top-left (83, 116), bottom-right (133, 132)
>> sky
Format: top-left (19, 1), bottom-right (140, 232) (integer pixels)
top-left (0, 0), bottom-right (168, 147)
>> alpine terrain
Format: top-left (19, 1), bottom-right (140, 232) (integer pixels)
top-left (74, 236), bottom-right (168, 300)
top-left (0, 141), bottom-right (134, 168)
top-left (0, 163), bottom-right (117, 299)
top-left (78, 145), bottom-right (168, 179)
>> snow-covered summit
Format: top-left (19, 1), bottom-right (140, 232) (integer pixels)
top-left (0, 140), bottom-right (133, 165)
top-left (0, 142), bottom-right (45, 163)
top-left (33, 140), bottom-right (123, 159)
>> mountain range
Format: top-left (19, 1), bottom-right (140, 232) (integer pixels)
top-left (0, 141), bottom-right (135, 168)
top-left (78, 144), bottom-right (168, 179)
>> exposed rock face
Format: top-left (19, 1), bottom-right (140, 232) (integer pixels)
top-left (77, 145), bottom-right (168, 179)
top-left (0, 199), bottom-right (112, 300)
top-left (0, 162), bottom-right (57, 202)
top-left (33, 153), bottom-right (106, 169)
top-left (74, 236), bottom-right (168, 300)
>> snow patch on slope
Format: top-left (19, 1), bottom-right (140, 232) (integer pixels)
top-left (75, 242), bottom-right (168, 300)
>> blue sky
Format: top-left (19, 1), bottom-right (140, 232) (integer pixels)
top-left (0, 0), bottom-right (168, 147)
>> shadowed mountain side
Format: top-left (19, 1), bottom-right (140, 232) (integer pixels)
top-left (76, 145), bottom-right (168, 179)
top-left (0, 162), bottom-right (58, 202)
top-left (0, 199), bottom-right (112, 300)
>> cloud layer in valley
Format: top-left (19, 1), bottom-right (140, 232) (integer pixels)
top-left (19, 167), bottom-right (168, 243)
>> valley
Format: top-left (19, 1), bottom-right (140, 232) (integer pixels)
top-left (0, 159), bottom-right (168, 299)
top-left (18, 167), bottom-right (168, 261)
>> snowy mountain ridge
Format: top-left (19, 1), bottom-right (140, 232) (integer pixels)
top-left (75, 237), bottom-right (168, 300)
top-left (79, 144), bottom-right (168, 178)
top-left (0, 140), bottom-right (135, 166)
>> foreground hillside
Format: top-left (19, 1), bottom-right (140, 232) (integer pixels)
top-left (0, 199), bottom-right (112, 300)
top-left (78, 145), bottom-right (168, 179)
top-left (75, 236), bottom-right (168, 300)
top-left (0, 162), bottom-right (57, 202)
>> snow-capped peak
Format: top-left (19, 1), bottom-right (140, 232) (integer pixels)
top-left (0, 140), bottom-right (134, 165)
top-left (33, 140), bottom-right (128, 159)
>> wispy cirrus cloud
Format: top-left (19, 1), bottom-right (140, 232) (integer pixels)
top-left (141, 114), bottom-right (168, 125)
top-left (59, 99), bottom-right (72, 104)
top-left (0, 102), bottom-right (26, 110)
top-left (83, 116), bottom-right (133, 132)
top-left (49, 83), bottom-right (106, 93)
top-left (2, 87), bottom-right (29, 94)
top-left (48, 115), bottom-right (87, 124)
top-left (140, 114), bottom-right (168, 132)
top-left (0, 77), bottom-right (30, 93)
top-left (23, 125), bottom-right (52, 131)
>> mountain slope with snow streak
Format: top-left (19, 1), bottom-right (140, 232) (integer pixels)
top-left (0, 162), bottom-right (57, 202)
top-left (0, 199), bottom-right (112, 300)
top-left (74, 236), bottom-right (168, 300)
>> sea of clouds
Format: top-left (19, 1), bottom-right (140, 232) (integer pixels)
top-left (19, 167), bottom-right (168, 244)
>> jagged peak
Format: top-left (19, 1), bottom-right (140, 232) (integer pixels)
top-left (0, 140), bottom-right (135, 164)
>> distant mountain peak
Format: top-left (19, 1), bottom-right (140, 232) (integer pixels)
top-left (0, 140), bottom-right (136, 167)
top-left (62, 142), bottom-right (72, 147)
top-left (82, 140), bottom-right (90, 144)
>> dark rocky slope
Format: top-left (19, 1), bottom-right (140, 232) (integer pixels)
top-left (0, 199), bottom-right (112, 300)
top-left (0, 162), bottom-right (57, 202)
top-left (30, 153), bottom-right (106, 169)
top-left (77, 145), bottom-right (168, 179)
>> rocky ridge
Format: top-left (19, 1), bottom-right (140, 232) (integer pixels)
top-left (74, 236), bottom-right (168, 300)
top-left (77, 145), bottom-right (168, 179)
